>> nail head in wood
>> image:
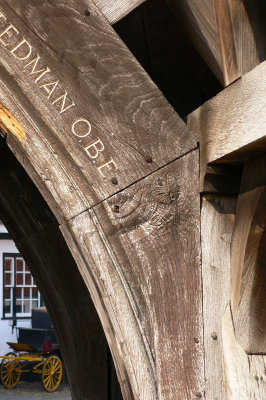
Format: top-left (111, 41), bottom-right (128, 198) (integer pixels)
top-left (196, 392), bottom-right (202, 398)
top-left (145, 156), bottom-right (153, 163)
top-left (113, 205), bottom-right (119, 213)
top-left (111, 177), bottom-right (118, 185)
top-left (211, 332), bottom-right (218, 340)
top-left (194, 337), bottom-right (199, 344)
top-left (84, 9), bottom-right (91, 16)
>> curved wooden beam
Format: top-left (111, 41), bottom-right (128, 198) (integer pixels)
top-left (231, 154), bottom-right (266, 354)
top-left (0, 143), bottom-right (109, 400)
top-left (0, 1), bottom-right (202, 398)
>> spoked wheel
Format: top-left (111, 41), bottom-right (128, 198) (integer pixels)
top-left (0, 352), bottom-right (21, 389)
top-left (42, 355), bottom-right (63, 392)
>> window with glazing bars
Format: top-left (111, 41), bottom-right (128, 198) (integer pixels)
top-left (3, 253), bottom-right (41, 318)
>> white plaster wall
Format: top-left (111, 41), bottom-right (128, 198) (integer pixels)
top-left (0, 222), bottom-right (31, 355)
top-left (0, 221), bottom-right (8, 233)
top-left (0, 319), bottom-right (31, 355)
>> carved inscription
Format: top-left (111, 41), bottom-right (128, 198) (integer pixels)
top-left (0, 11), bottom-right (118, 178)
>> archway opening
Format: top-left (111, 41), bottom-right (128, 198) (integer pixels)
top-left (0, 136), bottom-right (122, 399)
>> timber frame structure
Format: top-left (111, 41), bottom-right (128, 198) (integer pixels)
top-left (0, 1), bottom-right (265, 399)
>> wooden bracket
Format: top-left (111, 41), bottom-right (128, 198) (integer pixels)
top-left (231, 154), bottom-right (266, 354)
top-left (187, 61), bottom-right (266, 192)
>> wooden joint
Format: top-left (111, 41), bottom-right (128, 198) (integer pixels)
top-left (202, 164), bottom-right (242, 194)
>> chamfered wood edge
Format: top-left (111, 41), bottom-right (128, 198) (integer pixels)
top-left (58, 149), bottom-right (203, 399)
top-left (94, 0), bottom-right (147, 25)
top-left (222, 305), bottom-right (266, 399)
top-left (187, 60), bottom-right (266, 191)
top-left (0, 0), bottom-right (197, 220)
top-left (202, 194), bottom-right (266, 399)
top-left (0, 143), bottom-right (109, 400)
top-left (201, 194), bottom-right (236, 399)
top-left (0, 65), bottom-right (197, 224)
top-left (230, 154), bottom-right (266, 354)
top-left (214, 0), bottom-right (240, 86)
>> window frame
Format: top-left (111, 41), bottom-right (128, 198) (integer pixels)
top-left (2, 253), bottom-right (41, 319)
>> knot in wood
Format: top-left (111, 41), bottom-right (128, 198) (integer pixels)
top-left (107, 174), bottom-right (181, 233)
top-left (113, 205), bottom-right (120, 213)
top-left (151, 178), bottom-right (179, 205)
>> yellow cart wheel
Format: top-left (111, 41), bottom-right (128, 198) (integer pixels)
top-left (0, 352), bottom-right (21, 389)
top-left (42, 355), bottom-right (63, 392)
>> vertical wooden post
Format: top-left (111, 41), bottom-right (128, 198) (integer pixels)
top-left (201, 195), bottom-right (236, 400)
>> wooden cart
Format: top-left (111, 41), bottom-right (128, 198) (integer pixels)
top-left (0, 342), bottom-right (63, 392)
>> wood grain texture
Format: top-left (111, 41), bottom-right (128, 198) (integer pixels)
top-left (0, 72), bottom-right (94, 223)
top-left (201, 195), bottom-right (236, 400)
top-left (228, 0), bottom-right (266, 77)
top-left (214, 0), bottom-right (239, 85)
top-left (114, 0), bottom-right (223, 119)
top-left (61, 150), bottom-right (204, 400)
top-left (0, 103), bottom-right (26, 142)
top-left (0, 144), bottom-right (108, 400)
top-left (231, 155), bottom-right (266, 353)
top-left (165, 0), bottom-right (265, 86)
top-left (0, 0), bottom-right (195, 219)
top-left (187, 61), bottom-right (266, 190)
top-left (94, 0), bottom-right (146, 24)
top-left (222, 305), bottom-right (266, 400)
top-left (0, 1), bottom-right (201, 398)
top-left (61, 206), bottom-right (157, 400)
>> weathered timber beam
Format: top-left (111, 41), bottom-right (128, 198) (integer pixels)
top-left (0, 1), bottom-right (201, 399)
top-left (201, 195), bottom-right (236, 400)
top-left (187, 61), bottom-right (266, 191)
top-left (0, 143), bottom-right (108, 400)
top-left (0, 0), bottom-right (195, 217)
top-left (165, 0), bottom-right (266, 86)
top-left (61, 150), bottom-right (204, 400)
top-left (222, 305), bottom-right (266, 399)
top-left (94, 0), bottom-right (146, 24)
top-left (231, 154), bottom-right (266, 354)
top-left (201, 194), bottom-right (266, 399)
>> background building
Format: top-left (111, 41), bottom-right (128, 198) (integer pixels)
top-left (0, 220), bottom-right (42, 355)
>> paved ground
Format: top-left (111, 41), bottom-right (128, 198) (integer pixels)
top-left (0, 381), bottom-right (72, 399)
